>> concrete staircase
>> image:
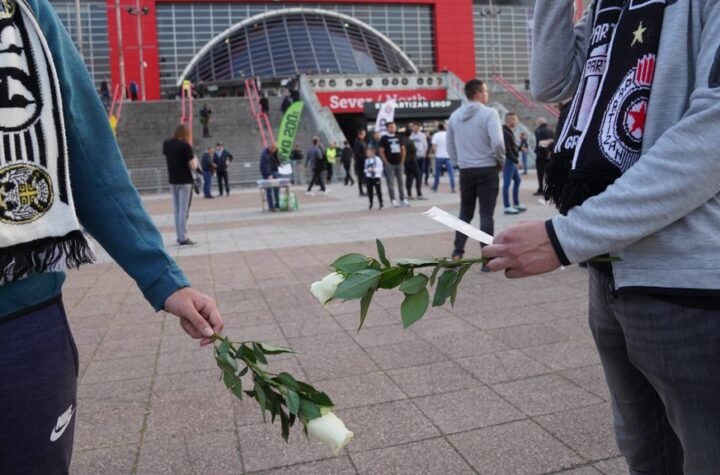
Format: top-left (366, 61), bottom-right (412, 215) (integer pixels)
top-left (115, 96), bottom-right (319, 193)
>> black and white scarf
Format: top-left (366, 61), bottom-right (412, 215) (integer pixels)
top-left (0, 0), bottom-right (94, 284)
top-left (544, 0), bottom-right (666, 214)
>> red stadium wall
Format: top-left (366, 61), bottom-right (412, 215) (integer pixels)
top-left (107, 0), bottom-right (477, 100)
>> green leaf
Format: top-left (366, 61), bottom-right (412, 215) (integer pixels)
top-left (280, 410), bottom-right (290, 442)
top-left (429, 265), bottom-right (441, 286)
top-left (399, 274), bottom-right (429, 295)
top-left (217, 338), bottom-right (232, 357)
top-left (376, 239), bottom-right (391, 267)
top-left (216, 352), bottom-right (237, 373)
top-left (299, 399), bottom-right (322, 420)
top-left (394, 258), bottom-right (439, 267)
top-left (257, 343), bottom-right (295, 355)
top-left (358, 289), bottom-right (375, 331)
top-left (238, 344), bottom-right (256, 364)
top-left (433, 270), bottom-right (458, 307)
top-left (451, 264), bottom-right (472, 307)
top-left (254, 380), bottom-right (267, 411)
top-left (331, 253), bottom-right (372, 273)
top-left (305, 391), bottom-right (333, 407)
top-left (379, 267), bottom-right (408, 289)
top-left (252, 343), bottom-right (268, 365)
top-left (230, 378), bottom-right (244, 399)
top-left (401, 288), bottom-right (430, 328)
top-left (334, 269), bottom-right (382, 300)
top-left (238, 367), bottom-right (249, 377)
top-left (274, 372), bottom-right (301, 391)
top-left (285, 390), bottom-right (301, 415)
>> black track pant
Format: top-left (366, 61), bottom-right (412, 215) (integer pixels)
top-left (0, 297), bottom-right (78, 474)
top-left (366, 177), bottom-right (383, 207)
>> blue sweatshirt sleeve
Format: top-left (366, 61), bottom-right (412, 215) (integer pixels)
top-left (32, 0), bottom-right (189, 310)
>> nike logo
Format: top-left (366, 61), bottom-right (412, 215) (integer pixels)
top-left (49, 405), bottom-right (74, 442)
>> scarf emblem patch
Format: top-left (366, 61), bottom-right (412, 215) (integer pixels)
top-left (599, 54), bottom-right (656, 172)
top-left (0, 0), bottom-right (15, 20)
top-left (0, 162), bottom-right (52, 224)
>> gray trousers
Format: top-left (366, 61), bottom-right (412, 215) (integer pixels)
top-left (384, 163), bottom-right (405, 202)
top-left (171, 184), bottom-right (192, 243)
top-left (589, 268), bottom-right (720, 473)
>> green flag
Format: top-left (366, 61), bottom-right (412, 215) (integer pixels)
top-left (277, 101), bottom-right (304, 162)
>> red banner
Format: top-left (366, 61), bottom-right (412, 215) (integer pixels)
top-left (316, 89), bottom-right (447, 113)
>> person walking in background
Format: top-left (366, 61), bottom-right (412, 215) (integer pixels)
top-left (341, 141), bottom-right (355, 186)
top-left (533, 117), bottom-right (554, 195)
top-left (290, 144), bottom-right (304, 185)
top-left (404, 128), bottom-right (425, 200)
top-left (200, 104), bottom-right (213, 138)
top-left (325, 141), bottom-right (338, 183)
top-left (163, 124), bottom-right (198, 245)
top-left (431, 124), bottom-right (455, 193)
top-left (99, 79), bottom-right (110, 111)
top-left (200, 146), bottom-right (216, 199)
top-left (519, 131), bottom-right (529, 175)
top-left (306, 137), bottom-right (326, 195)
top-left (213, 142), bottom-right (233, 196)
top-left (410, 122), bottom-right (429, 190)
top-left (259, 93), bottom-right (270, 115)
top-left (446, 79), bottom-right (504, 264)
top-left (501, 113), bottom-right (526, 215)
top-left (129, 79), bottom-right (139, 101)
top-left (260, 144), bottom-right (281, 211)
top-left (353, 129), bottom-right (368, 196)
top-left (364, 145), bottom-right (384, 210)
top-left (379, 122), bottom-right (408, 208)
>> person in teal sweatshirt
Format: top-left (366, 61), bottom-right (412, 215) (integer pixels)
top-left (0, 1), bottom-right (223, 471)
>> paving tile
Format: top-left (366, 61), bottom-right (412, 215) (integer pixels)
top-left (387, 361), bottom-right (477, 398)
top-left (74, 406), bottom-right (145, 451)
top-left (594, 457), bottom-right (628, 474)
top-left (487, 323), bottom-right (567, 349)
top-left (82, 354), bottom-right (156, 384)
top-left (137, 431), bottom-right (242, 474)
top-left (296, 345), bottom-right (380, 381)
top-left (423, 329), bottom-right (509, 359)
top-left (156, 347), bottom-right (218, 374)
top-left (316, 372), bottom-right (406, 409)
top-left (143, 398), bottom-right (234, 441)
top-left (547, 315), bottom-right (594, 340)
top-left (414, 386), bottom-right (524, 434)
top-left (557, 466), bottom-right (604, 474)
top-left (536, 404), bottom-right (619, 460)
top-left (350, 437), bottom-right (474, 475)
top-left (351, 323), bottom-right (419, 348)
top-left (77, 377), bottom-right (151, 413)
top-left (522, 339), bottom-right (601, 371)
top-left (367, 339), bottom-right (447, 371)
top-left (562, 365), bottom-right (611, 401)
top-left (237, 423), bottom-right (338, 472)
top-left (337, 400), bottom-right (440, 453)
top-left (448, 420), bottom-right (583, 474)
top-left (457, 350), bottom-right (552, 384)
top-left (493, 374), bottom-right (602, 417)
top-left (254, 456), bottom-right (357, 475)
top-left (93, 335), bottom-right (160, 361)
top-left (70, 444), bottom-right (137, 475)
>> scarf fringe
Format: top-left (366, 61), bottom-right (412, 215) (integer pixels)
top-left (543, 152), bottom-right (573, 210)
top-left (1, 230), bottom-right (95, 283)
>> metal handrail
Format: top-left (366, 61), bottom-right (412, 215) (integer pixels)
top-left (493, 74), bottom-right (560, 119)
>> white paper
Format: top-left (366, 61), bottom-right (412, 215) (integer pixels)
top-left (423, 207), bottom-right (494, 245)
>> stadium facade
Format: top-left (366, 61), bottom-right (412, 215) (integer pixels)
top-left (49, 0), bottom-right (585, 101)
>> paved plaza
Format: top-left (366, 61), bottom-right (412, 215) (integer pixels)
top-left (66, 174), bottom-right (627, 474)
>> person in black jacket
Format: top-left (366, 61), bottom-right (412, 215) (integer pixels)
top-left (341, 141), bottom-right (355, 186)
top-left (403, 129), bottom-right (425, 200)
top-left (533, 117), bottom-right (554, 195)
top-left (260, 143), bottom-right (280, 210)
top-left (502, 113), bottom-right (526, 215)
top-left (353, 129), bottom-right (368, 196)
top-left (213, 143), bottom-right (233, 196)
top-left (306, 137), bottom-right (326, 194)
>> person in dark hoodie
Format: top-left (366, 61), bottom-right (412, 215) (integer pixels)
top-left (446, 79), bottom-right (504, 264)
top-left (259, 143), bottom-right (280, 211)
top-left (533, 117), bottom-right (554, 195)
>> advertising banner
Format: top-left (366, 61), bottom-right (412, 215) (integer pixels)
top-left (316, 89), bottom-right (447, 113)
top-left (277, 100), bottom-right (304, 162)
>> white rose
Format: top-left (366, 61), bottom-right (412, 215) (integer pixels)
top-left (307, 411), bottom-right (354, 455)
top-left (310, 272), bottom-right (344, 306)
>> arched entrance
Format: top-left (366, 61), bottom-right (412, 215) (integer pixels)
top-left (177, 8), bottom-right (419, 87)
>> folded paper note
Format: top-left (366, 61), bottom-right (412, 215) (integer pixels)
top-left (423, 207), bottom-right (494, 246)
